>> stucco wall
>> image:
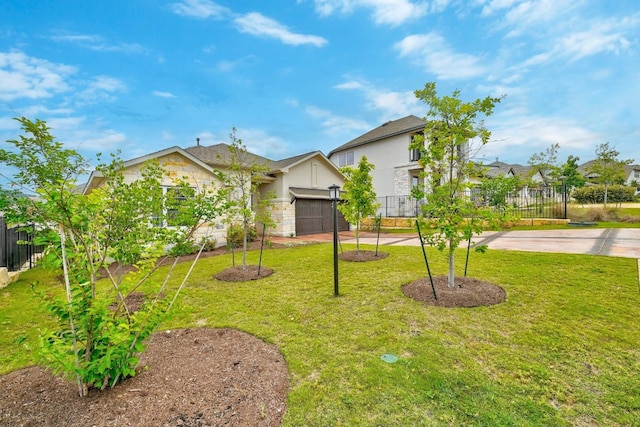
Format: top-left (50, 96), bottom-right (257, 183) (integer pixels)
top-left (330, 134), bottom-right (421, 198)
top-left (259, 155), bottom-right (345, 237)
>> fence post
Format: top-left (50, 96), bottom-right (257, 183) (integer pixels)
top-left (0, 217), bottom-right (5, 269)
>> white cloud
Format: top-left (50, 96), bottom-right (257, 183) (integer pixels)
top-left (500, 0), bottom-right (578, 37)
top-left (170, 0), bottom-right (230, 19)
top-left (50, 32), bottom-right (147, 54)
top-left (559, 15), bottom-right (639, 61)
top-left (395, 32), bottom-right (488, 80)
top-left (234, 128), bottom-right (289, 157)
top-left (306, 106), bottom-right (371, 136)
top-left (310, 0), bottom-right (429, 26)
top-left (76, 76), bottom-right (126, 105)
top-left (334, 79), bottom-right (422, 121)
top-left (234, 13), bottom-right (328, 47)
top-left (0, 116), bottom-right (19, 131)
top-left (215, 55), bottom-right (259, 72)
top-left (484, 109), bottom-right (603, 163)
top-left (46, 116), bottom-right (127, 152)
top-left (512, 13), bottom-right (640, 72)
top-left (153, 90), bottom-right (176, 98)
top-left (0, 51), bottom-right (75, 101)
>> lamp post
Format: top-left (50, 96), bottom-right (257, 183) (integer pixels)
top-left (329, 184), bottom-right (340, 297)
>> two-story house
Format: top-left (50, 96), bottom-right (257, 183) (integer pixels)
top-left (327, 115), bottom-right (427, 217)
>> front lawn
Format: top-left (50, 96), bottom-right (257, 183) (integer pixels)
top-left (2, 243), bottom-right (639, 426)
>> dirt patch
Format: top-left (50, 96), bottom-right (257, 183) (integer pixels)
top-left (338, 250), bottom-right (389, 262)
top-left (214, 265), bottom-right (275, 282)
top-left (402, 276), bottom-right (506, 308)
top-left (0, 328), bottom-right (289, 427)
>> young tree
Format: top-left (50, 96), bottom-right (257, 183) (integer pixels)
top-left (410, 82), bottom-right (506, 288)
top-left (0, 117), bottom-right (227, 396)
top-left (528, 143), bottom-right (561, 183)
top-left (221, 128), bottom-right (272, 269)
top-left (476, 175), bottom-right (521, 209)
top-left (559, 155), bottom-right (585, 196)
top-left (587, 142), bottom-right (633, 206)
top-left (338, 156), bottom-right (379, 253)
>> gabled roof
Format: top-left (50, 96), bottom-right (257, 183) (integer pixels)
top-left (82, 146), bottom-right (216, 194)
top-left (328, 115), bottom-right (426, 157)
top-left (481, 161), bottom-right (532, 179)
top-left (268, 150), bottom-right (342, 175)
top-left (269, 151), bottom-right (316, 171)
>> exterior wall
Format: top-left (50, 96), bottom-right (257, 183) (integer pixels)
top-left (266, 198), bottom-right (296, 237)
top-left (120, 153), bottom-right (228, 246)
top-left (259, 155), bottom-right (345, 237)
top-left (329, 133), bottom-right (421, 198)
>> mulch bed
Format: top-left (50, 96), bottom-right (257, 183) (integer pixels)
top-left (338, 250), bottom-right (389, 262)
top-left (0, 328), bottom-right (290, 427)
top-left (214, 265), bottom-right (275, 282)
top-left (402, 276), bottom-right (507, 308)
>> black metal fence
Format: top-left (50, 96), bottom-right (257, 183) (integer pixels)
top-left (377, 185), bottom-right (567, 219)
top-left (376, 195), bottom-right (422, 218)
top-left (0, 218), bottom-right (44, 272)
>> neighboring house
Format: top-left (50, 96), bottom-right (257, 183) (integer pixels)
top-left (578, 161), bottom-right (640, 193)
top-left (83, 144), bottom-right (347, 243)
top-left (623, 164), bottom-right (640, 194)
top-left (328, 115), bottom-right (427, 200)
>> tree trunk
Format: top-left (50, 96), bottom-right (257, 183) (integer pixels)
top-left (448, 244), bottom-right (455, 288)
top-left (242, 221), bottom-right (248, 269)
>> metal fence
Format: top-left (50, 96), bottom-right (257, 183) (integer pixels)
top-left (0, 218), bottom-right (44, 272)
top-left (376, 195), bottom-right (423, 218)
top-left (377, 185), bottom-right (567, 219)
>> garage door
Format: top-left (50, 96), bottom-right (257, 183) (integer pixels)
top-left (295, 199), bottom-right (349, 235)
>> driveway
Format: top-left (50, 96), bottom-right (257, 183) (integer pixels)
top-left (336, 228), bottom-right (640, 259)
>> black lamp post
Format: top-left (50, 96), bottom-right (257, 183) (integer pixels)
top-left (329, 184), bottom-right (340, 297)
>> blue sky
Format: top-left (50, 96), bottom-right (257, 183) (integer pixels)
top-left (1, 0), bottom-right (638, 169)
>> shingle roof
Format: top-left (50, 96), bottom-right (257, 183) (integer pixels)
top-left (328, 115), bottom-right (426, 157)
top-left (269, 151), bottom-right (320, 170)
top-left (184, 143), bottom-right (272, 168)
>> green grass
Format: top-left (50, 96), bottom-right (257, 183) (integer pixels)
top-left (2, 244), bottom-right (640, 426)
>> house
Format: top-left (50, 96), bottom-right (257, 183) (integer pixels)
top-left (83, 144), bottom-right (347, 244)
top-left (328, 115), bottom-right (427, 200)
top-left (623, 164), bottom-right (640, 194)
top-left (578, 160), bottom-right (640, 193)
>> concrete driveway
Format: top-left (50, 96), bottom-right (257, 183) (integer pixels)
top-left (338, 228), bottom-right (640, 259)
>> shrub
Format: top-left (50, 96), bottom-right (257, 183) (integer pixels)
top-left (168, 240), bottom-right (199, 257)
top-left (226, 225), bottom-right (257, 248)
top-left (573, 185), bottom-right (636, 204)
top-left (200, 238), bottom-right (218, 252)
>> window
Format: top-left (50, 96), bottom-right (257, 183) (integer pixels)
top-left (338, 151), bottom-right (354, 167)
top-left (634, 170), bottom-right (640, 179)
top-left (410, 134), bottom-right (423, 161)
top-left (153, 186), bottom-right (194, 227)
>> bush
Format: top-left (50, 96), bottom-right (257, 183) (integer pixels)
top-left (573, 185), bottom-right (636, 204)
top-left (226, 225), bottom-right (257, 248)
top-left (168, 240), bottom-right (199, 257)
top-left (200, 238), bottom-right (218, 252)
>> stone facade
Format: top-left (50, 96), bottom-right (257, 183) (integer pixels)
top-left (118, 152), bottom-right (228, 247)
top-left (393, 169), bottom-right (410, 195)
top-left (267, 198), bottom-right (296, 237)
